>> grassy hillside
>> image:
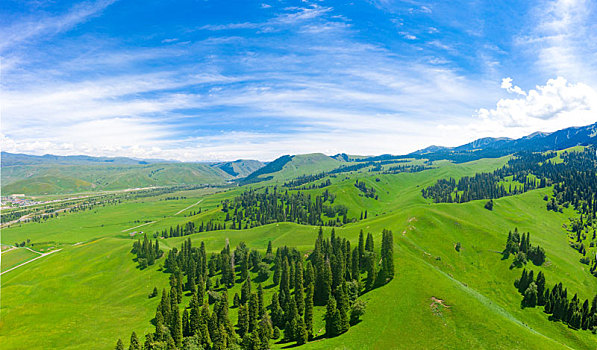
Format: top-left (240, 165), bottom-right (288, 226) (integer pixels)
top-left (212, 159), bottom-right (265, 178)
top-left (1, 155), bottom-right (596, 349)
top-left (1, 163), bottom-right (232, 195)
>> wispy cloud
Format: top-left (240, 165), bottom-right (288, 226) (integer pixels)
top-left (519, 0), bottom-right (597, 84)
top-left (0, 0), bottom-right (117, 53)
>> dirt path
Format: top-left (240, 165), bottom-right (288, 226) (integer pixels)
top-left (121, 221), bottom-right (157, 233)
top-left (175, 199), bottom-right (203, 216)
top-left (0, 246), bottom-right (17, 254)
top-left (1, 249), bottom-right (62, 276)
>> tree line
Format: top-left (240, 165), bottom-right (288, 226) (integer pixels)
top-left (515, 268), bottom-right (597, 331)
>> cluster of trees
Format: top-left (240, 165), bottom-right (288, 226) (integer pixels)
top-left (220, 187), bottom-right (354, 228)
top-left (515, 269), bottom-right (597, 330)
top-left (163, 196), bottom-right (187, 201)
top-left (382, 164), bottom-right (429, 175)
top-left (120, 228), bottom-right (395, 349)
top-left (545, 149), bottom-right (597, 277)
top-left (503, 228), bottom-right (546, 267)
top-left (131, 234), bottom-right (164, 268)
top-left (354, 180), bottom-right (377, 199)
top-left (421, 151), bottom-right (557, 203)
top-left (283, 173), bottom-right (331, 189)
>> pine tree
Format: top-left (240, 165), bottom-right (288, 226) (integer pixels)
top-left (295, 261), bottom-right (305, 316)
top-left (336, 283), bottom-right (350, 334)
top-left (270, 292), bottom-right (284, 328)
top-left (304, 283), bottom-right (314, 340)
top-left (189, 292), bottom-right (201, 336)
top-left (155, 311), bottom-right (165, 341)
top-left (295, 315), bottom-right (308, 345)
top-left (257, 284), bottom-right (265, 317)
top-left (172, 306), bottom-right (183, 347)
top-left (364, 251), bottom-right (377, 291)
top-left (241, 277), bottom-right (252, 305)
top-left (115, 338), bottom-right (124, 350)
top-left (365, 232), bottom-right (374, 252)
top-left (128, 332), bottom-right (140, 350)
top-left (325, 296), bottom-right (339, 338)
top-left (358, 230), bottom-right (365, 265)
top-left (237, 304), bottom-right (249, 337)
top-left (536, 271), bottom-right (546, 305)
top-left (249, 293), bottom-right (259, 333)
top-left (182, 309), bottom-right (190, 337)
top-left (380, 229), bottom-right (394, 284)
top-left (322, 259), bottom-right (332, 304)
top-left (284, 296), bottom-right (298, 342)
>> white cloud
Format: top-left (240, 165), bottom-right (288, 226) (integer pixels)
top-left (501, 77), bottom-right (527, 96)
top-left (475, 77), bottom-right (597, 136)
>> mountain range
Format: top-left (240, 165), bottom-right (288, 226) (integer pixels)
top-left (2, 122), bottom-right (596, 195)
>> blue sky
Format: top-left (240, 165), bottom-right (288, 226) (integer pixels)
top-left (2, 0), bottom-right (597, 161)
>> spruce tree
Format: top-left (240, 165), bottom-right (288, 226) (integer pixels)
top-left (295, 316), bottom-right (308, 345)
top-left (304, 283), bottom-right (314, 340)
top-left (115, 338), bottom-right (124, 350)
top-left (365, 232), bottom-right (374, 252)
top-left (257, 284), bottom-right (265, 317)
top-left (182, 309), bottom-right (190, 337)
top-left (129, 331), bottom-right (141, 350)
top-left (249, 293), bottom-right (259, 333)
top-left (336, 283), bottom-right (350, 334)
top-left (237, 304), bottom-right (249, 337)
top-left (364, 251), bottom-right (377, 291)
top-left (172, 306), bottom-right (183, 347)
top-left (269, 292), bottom-right (284, 328)
top-left (358, 230), bottom-right (365, 265)
top-left (325, 296), bottom-right (338, 338)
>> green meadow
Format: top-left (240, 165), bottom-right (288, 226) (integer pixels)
top-left (1, 155), bottom-right (596, 349)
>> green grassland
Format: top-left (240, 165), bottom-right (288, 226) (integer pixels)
top-left (1, 155), bottom-right (596, 349)
top-left (1, 247), bottom-right (40, 271)
top-left (1, 162), bottom-right (233, 195)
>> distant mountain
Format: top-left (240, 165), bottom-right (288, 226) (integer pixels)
top-left (410, 122), bottom-right (597, 162)
top-left (242, 153), bottom-right (342, 184)
top-left (1, 163), bottom-right (232, 195)
top-left (212, 159), bottom-right (265, 178)
top-left (0, 152), bottom-right (173, 167)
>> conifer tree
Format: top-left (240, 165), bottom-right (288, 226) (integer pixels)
top-left (237, 304), bottom-right (249, 337)
top-left (284, 296), bottom-right (298, 341)
top-left (358, 230), bottom-right (365, 265)
top-left (182, 308), bottom-right (190, 337)
top-left (365, 232), bottom-right (374, 252)
top-left (380, 229), bottom-right (395, 284)
top-left (304, 283), bottom-right (314, 340)
top-left (325, 296), bottom-right (339, 338)
top-left (115, 338), bottom-right (124, 350)
top-left (351, 248), bottom-right (360, 284)
top-left (128, 331), bottom-right (140, 350)
top-left (172, 306), bottom-right (183, 347)
top-left (155, 311), bottom-right (166, 340)
top-left (249, 293), bottom-right (259, 333)
top-left (336, 283), bottom-right (350, 334)
top-left (257, 284), bottom-right (265, 318)
top-left (295, 316), bottom-right (308, 345)
top-left (241, 277), bottom-right (252, 305)
top-left (189, 292), bottom-right (201, 336)
top-left (269, 292), bottom-right (284, 328)
top-left (364, 251), bottom-right (377, 291)
top-left (295, 261), bottom-right (305, 315)
top-left (304, 261), bottom-right (314, 287)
